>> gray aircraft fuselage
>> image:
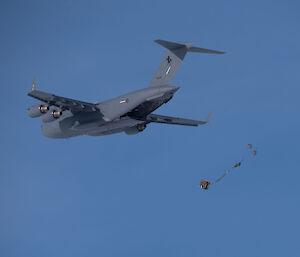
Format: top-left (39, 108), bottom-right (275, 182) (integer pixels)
top-left (28, 39), bottom-right (224, 138)
top-left (41, 86), bottom-right (178, 138)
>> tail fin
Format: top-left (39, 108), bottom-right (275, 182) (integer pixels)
top-left (148, 39), bottom-right (225, 88)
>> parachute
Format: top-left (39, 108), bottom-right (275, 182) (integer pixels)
top-left (199, 144), bottom-right (257, 190)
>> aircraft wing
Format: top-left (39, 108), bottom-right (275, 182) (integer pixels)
top-left (145, 112), bottom-right (212, 126)
top-left (28, 89), bottom-right (99, 113)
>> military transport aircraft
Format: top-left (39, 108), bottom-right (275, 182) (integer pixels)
top-left (27, 39), bottom-right (225, 138)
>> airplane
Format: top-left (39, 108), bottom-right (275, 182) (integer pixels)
top-left (27, 39), bottom-right (225, 138)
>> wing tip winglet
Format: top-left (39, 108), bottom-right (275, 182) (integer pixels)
top-left (197, 111), bottom-right (212, 125)
top-left (31, 78), bottom-right (36, 91)
top-left (206, 111), bottom-right (213, 123)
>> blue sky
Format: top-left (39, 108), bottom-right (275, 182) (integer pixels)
top-left (1, 0), bottom-right (300, 256)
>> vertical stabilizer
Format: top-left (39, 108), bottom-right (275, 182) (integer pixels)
top-left (148, 39), bottom-right (225, 88)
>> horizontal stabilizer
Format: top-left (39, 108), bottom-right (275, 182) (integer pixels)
top-left (188, 46), bottom-right (225, 54)
top-left (155, 40), bottom-right (190, 50)
top-left (155, 39), bottom-right (225, 55)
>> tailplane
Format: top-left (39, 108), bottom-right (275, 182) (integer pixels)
top-left (148, 39), bottom-right (225, 88)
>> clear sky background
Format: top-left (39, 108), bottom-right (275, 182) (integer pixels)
top-left (1, 0), bottom-right (300, 256)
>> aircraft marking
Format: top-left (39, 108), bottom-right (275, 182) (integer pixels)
top-left (166, 66), bottom-right (171, 75)
top-left (120, 98), bottom-right (129, 104)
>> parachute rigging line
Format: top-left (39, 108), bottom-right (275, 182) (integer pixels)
top-left (199, 144), bottom-right (257, 190)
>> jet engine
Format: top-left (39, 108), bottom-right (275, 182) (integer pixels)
top-left (42, 109), bottom-right (62, 123)
top-left (125, 123), bottom-right (147, 135)
top-left (27, 103), bottom-right (49, 118)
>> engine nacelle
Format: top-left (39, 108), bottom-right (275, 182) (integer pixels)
top-left (125, 123), bottom-right (147, 135)
top-left (27, 103), bottom-right (49, 118)
top-left (42, 109), bottom-right (62, 123)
